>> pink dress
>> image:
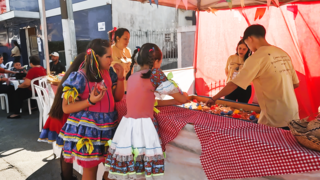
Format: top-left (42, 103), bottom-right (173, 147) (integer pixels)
top-left (58, 68), bottom-right (118, 168)
top-left (105, 69), bottom-right (182, 180)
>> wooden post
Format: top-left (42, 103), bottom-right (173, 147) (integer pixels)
top-left (38, 0), bottom-right (50, 75)
top-left (60, 0), bottom-right (77, 70)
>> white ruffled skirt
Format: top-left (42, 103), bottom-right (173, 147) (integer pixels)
top-left (105, 117), bottom-right (164, 180)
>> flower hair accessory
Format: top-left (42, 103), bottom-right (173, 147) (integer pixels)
top-left (110, 27), bottom-right (117, 41)
top-left (149, 47), bottom-right (155, 52)
top-left (87, 48), bottom-right (92, 55)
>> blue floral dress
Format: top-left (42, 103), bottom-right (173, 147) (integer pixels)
top-left (58, 68), bottom-right (118, 168)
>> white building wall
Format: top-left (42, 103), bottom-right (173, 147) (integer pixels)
top-left (112, 0), bottom-right (193, 30)
top-left (178, 10), bottom-right (193, 27)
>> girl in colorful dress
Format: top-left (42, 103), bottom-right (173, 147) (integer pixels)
top-left (59, 39), bottom-right (124, 180)
top-left (105, 43), bottom-right (189, 180)
top-left (38, 52), bottom-right (86, 180)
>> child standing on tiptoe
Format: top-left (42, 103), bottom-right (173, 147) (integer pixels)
top-left (59, 39), bottom-right (124, 180)
top-left (105, 43), bottom-right (189, 179)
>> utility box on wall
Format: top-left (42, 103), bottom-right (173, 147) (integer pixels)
top-left (177, 26), bottom-right (196, 68)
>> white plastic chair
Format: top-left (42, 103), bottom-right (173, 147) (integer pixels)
top-left (5, 61), bottom-right (13, 70)
top-left (39, 76), bottom-right (55, 107)
top-left (34, 85), bottom-right (50, 132)
top-left (27, 76), bottom-right (46, 115)
top-left (0, 94), bottom-right (9, 113)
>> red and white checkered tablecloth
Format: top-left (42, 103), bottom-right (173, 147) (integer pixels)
top-left (115, 98), bottom-right (320, 180)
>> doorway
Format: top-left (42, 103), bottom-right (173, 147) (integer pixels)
top-left (20, 27), bottom-right (39, 66)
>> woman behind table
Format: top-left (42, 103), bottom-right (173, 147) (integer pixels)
top-left (58, 39), bottom-right (124, 180)
top-left (225, 39), bottom-right (252, 103)
top-left (111, 28), bottom-right (131, 91)
top-left (7, 56), bottom-right (46, 119)
top-left (11, 40), bottom-right (21, 62)
top-left (105, 43), bottom-right (189, 180)
top-left (38, 52), bottom-right (86, 180)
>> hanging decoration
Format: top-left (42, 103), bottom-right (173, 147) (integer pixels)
top-left (175, 0), bottom-right (188, 10)
top-left (267, 0), bottom-right (280, 8)
top-left (182, 0), bottom-right (188, 10)
top-left (287, 5), bottom-right (298, 20)
top-left (176, 0), bottom-right (180, 9)
top-left (226, 0), bottom-right (232, 9)
top-left (267, 0), bottom-right (271, 8)
top-left (208, 7), bottom-right (218, 15)
top-left (254, 8), bottom-right (266, 21)
top-left (148, 0), bottom-right (159, 7)
top-left (241, 0), bottom-right (245, 8)
top-left (218, 0), bottom-right (226, 3)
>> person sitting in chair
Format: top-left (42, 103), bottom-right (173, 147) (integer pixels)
top-left (49, 52), bottom-right (65, 74)
top-left (10, 59), bottom-right (27, 79)
top-left (7, 55), bottom-right (46, 119)
top-left (11, 59), bottom-right (27, 73)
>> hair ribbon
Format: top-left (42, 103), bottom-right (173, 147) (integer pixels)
top-left (110, 27), bottom-right (117, 41)
top-left (149, 47), bottom-right (155, 52)
top-left (86, 48), bottom-right (102, 78)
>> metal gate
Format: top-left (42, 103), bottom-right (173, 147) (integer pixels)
top-left (128, 29), bottom-right (178, 70)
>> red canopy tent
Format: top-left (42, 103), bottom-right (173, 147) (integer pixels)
top-left (132, 0), bottom-right (320, 119)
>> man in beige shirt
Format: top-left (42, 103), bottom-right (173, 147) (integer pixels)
top-left (207, 24), bottom-right (300, 128)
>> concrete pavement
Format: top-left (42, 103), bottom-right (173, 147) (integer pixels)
top-left (0, 104), bottom-right (81, 180)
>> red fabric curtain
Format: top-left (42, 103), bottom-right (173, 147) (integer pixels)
top-left (195, 4), bottom-right (320, 119)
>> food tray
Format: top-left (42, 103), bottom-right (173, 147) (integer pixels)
top-left (174, 95), bottom-right (261, 123)
top-left (187, 95), bottom-right (261, 113)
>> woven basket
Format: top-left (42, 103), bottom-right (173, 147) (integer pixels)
top-left (306, 119), bottom-right (320, 139)
top-left (289, 119), bottom-right (320, 152)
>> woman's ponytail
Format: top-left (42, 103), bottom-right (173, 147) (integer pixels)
top-left (126, 49), bottom-right (138, 80)
top-left (141, 49), bottom-right (156, 79)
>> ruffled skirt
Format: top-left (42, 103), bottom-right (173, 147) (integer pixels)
top-left (38, 114), bottom-right (69, 147)
top-left (59, 110), bottom-right (118, 168)
top-left (105, 117), bottom-right (164, 180)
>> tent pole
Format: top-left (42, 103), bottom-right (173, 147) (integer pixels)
top-left (197, 0), bottom-right (201, 10)
top-left (38, 0), bottom-right (50, 75)
top-left (60, 0), bottom-right (77, 70)
top-left (193, 9), bottom-right (200, 95)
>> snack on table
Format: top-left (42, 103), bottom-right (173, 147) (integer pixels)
top-left (179, 101), bottom-right (259, 122)
top-left (47, 75), bottom-right (60, 85)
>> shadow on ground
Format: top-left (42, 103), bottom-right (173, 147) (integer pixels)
top-left (26, 159), bottom-right (81, 180)
top-left (0, 103), bottom-right (53, 155)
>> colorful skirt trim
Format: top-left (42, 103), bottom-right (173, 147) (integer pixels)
top-left (38, 114), bottom-right (69, 147)
top-left (59, 110), bottom-right (118, 168)
top-left (105, 117), bottom-right (164, 180)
